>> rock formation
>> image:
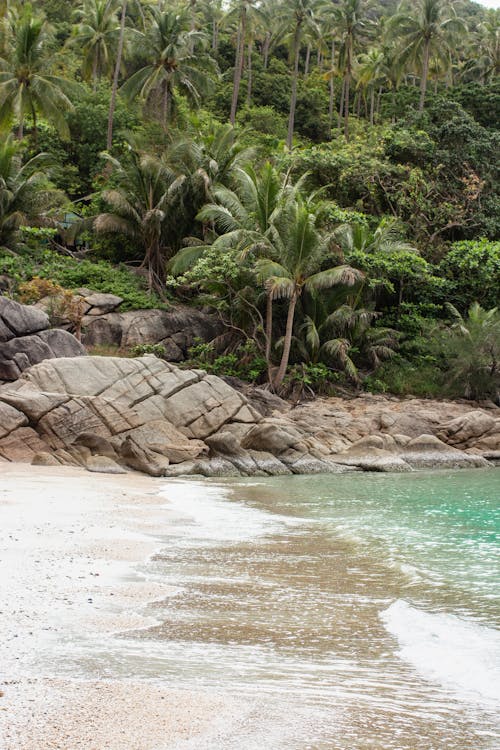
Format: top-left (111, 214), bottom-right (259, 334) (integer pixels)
top-left (0, 297), bottom-right (86, 382)
top-left (0, 354), bottom-right (498, 476)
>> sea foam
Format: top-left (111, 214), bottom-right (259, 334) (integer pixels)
top-left (381, 599), bottom-right (500, 708)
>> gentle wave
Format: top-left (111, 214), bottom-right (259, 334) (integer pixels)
top-left (381, 599), bottom-right (500, 708)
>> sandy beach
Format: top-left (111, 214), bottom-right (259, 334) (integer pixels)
top-left (0, 464), bottom-right (243, 750)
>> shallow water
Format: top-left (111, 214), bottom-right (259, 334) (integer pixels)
top-left (37, 469), bottom-right (500, 748)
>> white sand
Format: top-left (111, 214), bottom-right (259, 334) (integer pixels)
top-left (0, 464), bottom-right (243, 749)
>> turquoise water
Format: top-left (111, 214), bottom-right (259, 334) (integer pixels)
top-left (41, 468), bottom-right (500, 749)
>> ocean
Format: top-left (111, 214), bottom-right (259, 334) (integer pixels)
top-left (39, 468), bottom-right (500, 748)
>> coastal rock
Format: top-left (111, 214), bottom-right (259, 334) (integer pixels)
top-left (0, 297), bottom-right (86, 381)
top-left (0, 353), bottom-right (498, 477)
top-left (82, 306), bottom-right (222, 361)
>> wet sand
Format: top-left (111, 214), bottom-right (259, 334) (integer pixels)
top-left (0, 464), bottom-right (242, 750)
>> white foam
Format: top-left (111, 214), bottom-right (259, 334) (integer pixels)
top-left (381, 600), bottom-right (500, 708)
top-left (159, 480), bottom-right (293, 544)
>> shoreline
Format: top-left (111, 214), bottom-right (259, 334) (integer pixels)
top-left (0, 464), bottom-right (244, 750)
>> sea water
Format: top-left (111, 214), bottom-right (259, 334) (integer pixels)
top-left (38, 469), bottom-right (500, 748)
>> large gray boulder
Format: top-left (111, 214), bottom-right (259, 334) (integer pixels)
top-left (0, 297), bottom-right (86, 381)
top-left (82, 306), bottom-right (223, 361)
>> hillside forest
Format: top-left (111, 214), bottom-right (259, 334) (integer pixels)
top-left (0, 0), bottom-right (498, 400)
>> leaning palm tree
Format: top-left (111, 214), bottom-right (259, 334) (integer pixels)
top-left (120, 5), bottom-right (214, 127)
top-left (72, 0), bottom-right (121, 87)
top-left (94, 142), bottom-right (187, 292)
top-left (0, 11), bottom-right (76, 142)
top-left (257, 195), bottom-right (364, 388)
top-left (0, 135), bottom-right (62, 250)
top-left (389, 0), bottom-right (465, 111)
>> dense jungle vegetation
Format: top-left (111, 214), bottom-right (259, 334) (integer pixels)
top-left (0, 0), bottom-right (498, 399)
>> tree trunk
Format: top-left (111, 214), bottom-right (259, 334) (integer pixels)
top-left (286, 25), bottom-right (301, 150)
top-left (369, 85), bottom-right (374, 126)
top-left (230, 5), bottom-right (247, 125)
top-left (92, 52), bottom-right (99, 91)
top-left (317, 46), bottom-right (322, 71)
top-left (304, 43), bottom-right (311, 75)
top-left (162, 80), bottom-right (170, 127)
top-left (343, 71), bottom-right (350, 140)
top-left (376, 85), bottom-right (382, 119)
top-left (328, 39), bottom-right (335, 130)
top-left (338, 77), bottom-right (345, 130)
top-left (246, 40), bottom-right (253, 105)
top-left (17, 117), bottom-right (24, 140)
top-left (107, 0), bottom-right (127, 150)
top-left (273, 291), bottom-right (298, 389)
top-left (265, 292), bottom-right (273, 380)
top-left (212, 19), bottom-right (218, 51)
top-left (31, 106), bottom-right (37, 148)
top-left (263, 31), bottom-right (270, 69)
top-left (419, 38), bottom-right (430, 111)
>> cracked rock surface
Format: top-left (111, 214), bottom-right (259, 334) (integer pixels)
top-left (0, 353), bottom-right (498, 476)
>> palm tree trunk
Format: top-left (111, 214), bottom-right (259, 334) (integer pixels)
top-left (31, 106), bottom-right (37, 148)
top-left (107, 0), bottom-right (127, 150)
top-left (328, 39), bottom-right (335, 130)
top-left (338, 77), bottom-right (345, 130)
top-left (344, 71), bottom-right (350, 140)
top-left (17, 117), bottom-right (24, 140)
top-left (304, 43), bottom-right (311, 75)
top-left (246, 40), bottom-right (253, 105)
top-left (162, 81), bottom-right (170, 126)
top-left (230, 4), bottom-right (247, 125)
top-left (274, 291), bottom-right (298, 389)
top-left (419, 38), bottom-right (430, 111)
top-left (376, 85), bottom-right (382, 119)
top-left (369, 85), bottom-right (374, 126)
top-left (265, 292), bottom-right (273, 379)
top-left (286, 25), bottom-right (301, 150)
top-left (212, 19), bottom-right (218, 51)
top-left (263, 31), bottom-right (270, 69)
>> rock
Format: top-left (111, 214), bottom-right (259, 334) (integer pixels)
top-left (118, 420), bottom-right (208, 464)
top-left (118, 435), bottom-right (170, 477)
top-left (437, 411), bottom-right (497, 447)
top-left (400, 434), bottom-right (489, 469)
top-left (242, 420), bottom-right (303, 454)
top-left (84, 293), bottom-right (123, 315)
top-left (205, 430), bottom-right (242, 455)
top-left (82, 306), bottom-right (222, 360)
top-left (86, 455), bottom-right (127, 474)
top-left (0, 401), bottom-right (28, 438)
top-left (31, 452), bottom-right (61, 466)
top-left (0, 298), bottom-right (86, 381)
top-left (0, 296), bottom-right (49, 339)
top-left (72, 433), bottom-right (119, 460)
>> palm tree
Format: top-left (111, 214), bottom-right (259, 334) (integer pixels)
top-left (356, 47), bottom-right (385, 125)
top-left (284, 0), bottom-right (317, 149)
top-left (0, 11), bottom-right (75, 142)
top-left (228, 0), bottom-right (252, 125)
top-left (330, 0), bottom-right (366, 140)
top-left (120, 6), bottom-right (213, 127)
top-left (390, 0), bottom-right (465, 111)
top-left (170, 162), bottom-right (288, 371)
top-left (0, 135), bottom-right (62, 250)
top-left (256, 196), bottom-right (363, 388)
top-left (107, 0), bottom-right (127, 149)
top-left (94, 141), bottom-right (188, 292)
top-left (72, 0), bottom-right (121, 87)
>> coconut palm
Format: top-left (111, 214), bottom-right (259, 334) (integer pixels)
top-left (389, 0), bottom-right (465, 111)
top-left (107, 0), bottom-right (127, 149)
top-left (72, 0), bottom-right (121, 86)
top-left (120, 5), bottom-right (214, 127)
top-left (283, 0), bottom-right (317, 149)
top-left (256, 196), bottom-right (363, 388)
top-left (356, 47), bottom-right (386, 125)
top-left (0, 135), bottom-right (61, 250)
top-left (0, 11), bottom-right (75, 142)
top-left (329, 0), bottom-right (366, 140)
top-left (170, 162), bottom-right (288, 370)
top-left (94, 141), bottom-right (188, 292)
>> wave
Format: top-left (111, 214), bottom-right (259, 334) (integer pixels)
top-left (381, 599), bottom-right (500, 708)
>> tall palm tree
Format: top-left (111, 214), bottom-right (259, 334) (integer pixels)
top-left (356, 47), bottom-right (385, 125)
top-left (94, 142), bottom-right (188, 292)
top-left (257, 196), bottom-right (363, 387)
top-left (0, 11), bottom-right (75, 142)
top-left (107, 0), bottom-right (127, 149)
top-left (284, 0), bottom-right (317, 149)
top-left (331, 0), bottom-right (366, 140)
top-left (121, 6), bottom-right (213, 127)
top-left (390, 0), bottom-right (465, 111)
top-left (72, 0), bottom-right (121, 87)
